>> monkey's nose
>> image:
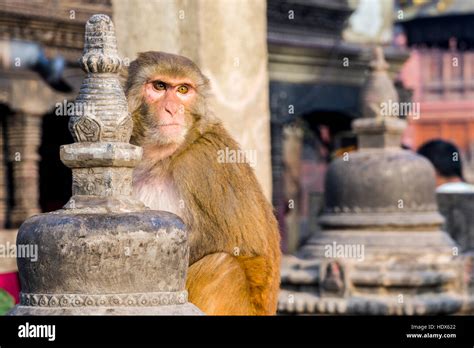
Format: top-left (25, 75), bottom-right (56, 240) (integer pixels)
top-left (164, 102), bottom-right (179, 116)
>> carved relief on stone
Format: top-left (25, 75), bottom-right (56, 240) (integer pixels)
top-left (21, 291), bottom-right (188, 308)
top-left (72, 116), bottom-right (101, 142)
top-left (72, 168), bottom-right (133, 197)
top-left (117, 116), bottom-right (134, 143)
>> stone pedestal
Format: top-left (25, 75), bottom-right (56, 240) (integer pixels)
top-left (10, 211), bottom-right (199, 315)
top-left (9, 14), bottom-right (201, 316)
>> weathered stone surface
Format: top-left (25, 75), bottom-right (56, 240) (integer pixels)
top-left (16, 211), bottom-right (187, 294)
top-left (9, 211), bottom-right (201, 315)
top-left (321, 149), bottom-right (443, 228)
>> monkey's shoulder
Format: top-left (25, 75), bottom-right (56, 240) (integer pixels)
top-left (181, 128), bottom-right (256, 180)
top-left (174, 126), bottom-right (274, 206)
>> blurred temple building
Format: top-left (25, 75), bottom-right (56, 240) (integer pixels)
top-left (397, 0), bottom-right (474, 181)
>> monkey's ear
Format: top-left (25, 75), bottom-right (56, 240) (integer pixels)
top-left (118, 65), bottom-right (129, 91)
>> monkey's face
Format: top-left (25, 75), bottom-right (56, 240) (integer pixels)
top-left (126, 52), bottom-right (211, 150)
top-left (142, 75), bottom-right (196, 146)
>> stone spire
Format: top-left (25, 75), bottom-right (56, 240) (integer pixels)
top-left (60, 14), bottom-right (143, 213)
top-left (360, 46), bottom-right (396, 118)
top-left (278, 47), bottom-right (469, 315)
top-left (353, 46), bottom-right (405, 149)
top-left (71, 13), bottom-right (130, 143)
top-left (9, 14), bottom-right (202, 315)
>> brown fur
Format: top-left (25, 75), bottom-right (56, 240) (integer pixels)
top-left (125, 51), bottom-right (281, 315)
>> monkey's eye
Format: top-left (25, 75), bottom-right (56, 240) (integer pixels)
top-left (177, 85), bottom-right (189, 94)
top-left (152, 81), bottom-right (166, 91)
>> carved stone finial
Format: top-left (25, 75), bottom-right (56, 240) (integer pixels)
top-left (80, 14), bottom-right (122, 74)
top-left (69, 14), bottom-right (132, 144)
top-left (353, 46), bottom-right (405, 149)
top-left (60, 14), bottom-right (143, 212)
top-left (360, 46), bottom-right (398, 120)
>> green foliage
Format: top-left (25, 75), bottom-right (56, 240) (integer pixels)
top-left (0, 289), bottom-right (14, 315)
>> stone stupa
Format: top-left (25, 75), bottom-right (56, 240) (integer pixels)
top-left (9, 14), bottom-right (202, 315)
top-left (278, 47), bottom-right (469, 315)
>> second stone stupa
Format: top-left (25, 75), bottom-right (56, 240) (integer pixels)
top-left (278, 47), bottom-right (468, 315)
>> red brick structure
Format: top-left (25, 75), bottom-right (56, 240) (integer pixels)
top-left (397, 0), bottom-right (474, 179)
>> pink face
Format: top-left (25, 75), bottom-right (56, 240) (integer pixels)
top-left (144, 76), bottom-right (197, 144)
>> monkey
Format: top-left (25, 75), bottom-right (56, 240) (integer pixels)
top-left (124, 51), bottom-right (281, 315)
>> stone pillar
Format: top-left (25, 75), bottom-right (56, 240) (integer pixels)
top-left (7, 113), bottom-right (41, 227)
top-left (282, 122), bottom-right (304, 254)
top-left (112, 0), bottom-right (272, 200)
top-left (9, 14), bottom-right (201, 315)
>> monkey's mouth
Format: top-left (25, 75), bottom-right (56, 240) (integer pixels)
top-left (155, 124), bottom-right (187, 141)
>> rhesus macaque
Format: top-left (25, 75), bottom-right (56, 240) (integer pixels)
top-left (124, 52), bottom-right (281, 315)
